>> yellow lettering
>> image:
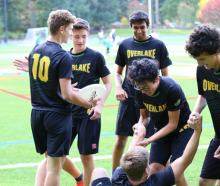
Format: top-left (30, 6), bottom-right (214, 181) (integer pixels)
top-left (208, 81), bottom-right (212, 90)
top-left (203, 79), bottom-right (207, 91)
top-left (144, 50), bottom-right (148, 56)
top-left (87, 63), bottom-right (90, 73)
top-left (152, 49), bottom-right (156, 58)
top-left (134, 51), bottom-right (138, 56)
top-left (127, 50), bottom-right (130, 59)
top-left (137, 51), bottom-right (141, 56)
top-left (72, 65), bottom-right (75, 70)
top-left (83, 64), bottom-right (87, 72)
top-left (131, 50), bottom-right (134, 57)
top-left (149, 50), bottom-right (152, 57)
top-left (75, 65), bottom-right (79, 71)
top-left (149, 105), bottom-right (152, 112)
top-left (162, 104), bottom-right (166, 110)
top-left (140, 51), bottom-right (144, 56)
top-left (212, 82), bottom-right (215, 90)
top-left (159, 106), bottom-right (163, 112)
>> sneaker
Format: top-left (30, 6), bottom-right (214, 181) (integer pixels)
top-left (75, 180), bottom-right (84, 186)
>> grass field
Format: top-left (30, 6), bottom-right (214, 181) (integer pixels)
top-left (0, 33), bottom-right (215, 186)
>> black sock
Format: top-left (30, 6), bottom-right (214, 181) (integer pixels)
top-left (75, 173), bottom-right (83, 182)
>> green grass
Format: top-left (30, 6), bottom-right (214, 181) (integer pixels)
top-left (0, 36), bottom-right (215, 186)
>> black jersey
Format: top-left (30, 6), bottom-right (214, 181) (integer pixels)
top-left (69, 47), bottom-right (110, 118)
top-left (135, 77), bottom-right (191, 132)
top-left (197, 66), bottom-right (220, 138)
top-left (115, 36), bottom-right (172, 104)
top-left (29, 41), bottom-right (74, 114)
top-left (111, 166), bottom-right (175, 186)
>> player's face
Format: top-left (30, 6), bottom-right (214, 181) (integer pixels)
top-left (135, 77), bottom-right (159, 96)
top-left (71, 29), bottom-right (89, 52)
top-left (194, 52), bottom-right (220, 71)
top-left (131, 21), bottom-right (148, 41)
top-left (62, 23), bottom-right (73, 43)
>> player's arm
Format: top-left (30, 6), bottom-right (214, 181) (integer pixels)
top-left (13, 56), bottom-right (29, 72)
top-left (171, 113), bottom-right (202, 181)
top-left (188, 94), bottom-right (207, 130)
top-left (138, 108), bottom-right (150, 127)
top-left (115, 64), bottom-right (128, 101)
top-left (89, 74), bottom-right (112, 120)
top-left (128, 123), bottom-right (146, 151)
top-left (138, 110), bottom-right (179, 147)
top-left (161, 67), bottom-right (169, 77)
top-left (60, 77), bottom-right (100, 108)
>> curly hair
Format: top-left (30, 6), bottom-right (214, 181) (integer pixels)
top-left (185, 24), bottom-right (220, 57)
top-left (129, 10), bottom-right (149, 27)
top-left (127, 58), bottom-right (159, 86)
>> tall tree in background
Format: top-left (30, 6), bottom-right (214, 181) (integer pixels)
top-left (197, 0), bottom-right (209, 19)
top-left (0, 1), bottom-right (4, 32)
top-left (201, 0), bottom-right (220, 26)
top-left (126, 0), bottom-right (148, 17)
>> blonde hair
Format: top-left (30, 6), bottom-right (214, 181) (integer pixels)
top-left (47, 10), bottom-right (76, 36)
top-left (121, 146), bottom-right (149, 181)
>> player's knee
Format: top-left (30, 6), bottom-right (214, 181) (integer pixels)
top-left (175, 173), bottom-right (187, 184)
top-left (80, 155), bottom-right (93, 166)
top-left (92, 168), bottom-right (108, 179)
top-left (115, 136), bottom-right (128, 148)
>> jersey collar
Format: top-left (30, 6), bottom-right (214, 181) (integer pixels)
top-left (133, 36), bottom-right (152, 44)
top-left (70, 47), bottom-right (87, 57)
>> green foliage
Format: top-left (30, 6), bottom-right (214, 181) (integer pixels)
top-left (178, 2), bottom-right (195, 27)
top-left (0, 3), bottom-right (4, 33)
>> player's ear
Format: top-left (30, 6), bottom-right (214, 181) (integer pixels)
top-left (60, 26), bottom-right (64, 34)
top-left (155, 76), bottom-right (159, 83)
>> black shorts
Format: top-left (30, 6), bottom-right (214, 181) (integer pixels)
top-left (71, 117), bottom-right (101, 155)
top-left (91, 177), bottom-right (111, 186)
top-left (200, 136), bottom-right (220, 179)
top-left (31, 109), bottom-right (72, 157)
top-left (115, 102), bottom-right (154, 137)
top-left (149, 127), bottom-right (193, 166)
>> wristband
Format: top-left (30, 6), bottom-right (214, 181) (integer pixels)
top-left (89, 101), bottom-right (93, 109)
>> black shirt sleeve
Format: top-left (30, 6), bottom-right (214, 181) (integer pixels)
top-left (58, 52), bottom-right (74, 79)
top-left (159, 42), bottom-right (172, 69)
top-left (96, 52), bottom-right (111, 78)
top-left (196, 66), bottom-right (204, 95)
top-left (148, 166), bottom-right (175, 186)
top-left (115, 42), bottom-right (126, 67)
top-left (135, 90), bottom-right (146, 109)
top-left (167, 84), bottom-right (184, 111)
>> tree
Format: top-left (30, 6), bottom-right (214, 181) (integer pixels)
top-left (0, 1), bottom-right (4, 32)
top-left (178, 2), bottom-right (195, 27)
top-left (201, 0), bottom-right (220, 26)
top-left (197, 0), bottom-right (209, 18)
top-left (126, 0), bottom-right (148, 18)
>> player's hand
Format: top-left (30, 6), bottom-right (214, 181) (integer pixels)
top-left (214, 146), bottom-right (220, 159)
top-left (137, 139), bottom-right (151, 147)
top-left (71, 83), bottom-right (80, 93)
top-left (187, 112), bottom-right (202, 130)
top-left (115, 86), bottom-right (128, 101)
top-left (89, 104), bottom-right (102, 120)
top-left (132, 123), bottom-right (146, 136)
top-left (90, 98), bottom-right (102, 108)
top-left (13, 56), bottom-right (29, 72)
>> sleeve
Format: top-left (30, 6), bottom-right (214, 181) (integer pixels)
top-left (58, 52), bottom-right (74, 79)
top-left (135, 90), bottom-right (146, 109)
top-left (167, 84), bottom-right (184, 111)
top-left (159, 41), bottom-right (172, 69)
top-left (96, 52), bottom-right (111, 78)
top-left (197, 66), bottom-right (204, 95)
top-left (115, 42), bottom-right (126, 67)
top-left (148, 166), bottom-right (175, 186)
top-left (111, 168), bottom-right (128, 185)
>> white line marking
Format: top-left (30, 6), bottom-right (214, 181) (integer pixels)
top-left (0, 146), bottom-right (209, 169)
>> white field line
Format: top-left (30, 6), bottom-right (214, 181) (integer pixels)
top-left (0, 146), bottom-right (209, 169)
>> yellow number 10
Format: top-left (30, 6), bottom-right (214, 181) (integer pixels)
top-left (32, 53), bottom-right (50, 82)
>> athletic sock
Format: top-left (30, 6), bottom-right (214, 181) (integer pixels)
top-left (75, 173), bottom-right (83, 182)
top-left (112, 168), bottom-right (116, 175)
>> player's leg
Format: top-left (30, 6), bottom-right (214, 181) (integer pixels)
top-left (90, 168), bottom-right (111, 186)
top-left (35, 154), bottom-right (47, 186)
top-left (44, 111), bottom-right (72, 186)
top-left (199, 137), bottom-right (220, 186)
top-left (80, 154), bottom-right (95, 186)
top-left (112, 103), bottom-right (139, 173)
top-left (170, 127), bottom-right (194, 186)
top-left (217, 180), bottom-right (220, 186)
top-left (45, 155), bottom-right (66, 186)
top-left (77, 117), bottom-right (101, 186)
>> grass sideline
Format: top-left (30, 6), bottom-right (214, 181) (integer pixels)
top-left (0, 37), bottom-right (214, 186)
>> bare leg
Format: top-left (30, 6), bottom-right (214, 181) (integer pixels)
top-left (149, 162), bottom-right (164, 176)
top-left (62, 156), bottom-right (81, 178)
top-left (112, 135), bottom-right (128, 170)
top-left (199, 177), bottom-right (216, 186)
top-left (80, 154), bottom-right (95, 186)
top-left (90, 168), bottom-right (109, 186)
top-left (35, 158), bottom-right (47, 186)
top-left (175, 173), bottom-right (188, 186)
top-left (45, 155), bottom-right (66, 186)
top-left (217, 180), bottom-right (220, 186)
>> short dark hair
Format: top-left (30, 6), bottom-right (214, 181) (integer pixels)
top-left (127, 58), bottom-right (159, 85)
top-left (73, 18), bottom-right (90, 32)
top-left (129, 10), bottom-right (149, 27)
top-left (185, 24), bottom-right (220, 57)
